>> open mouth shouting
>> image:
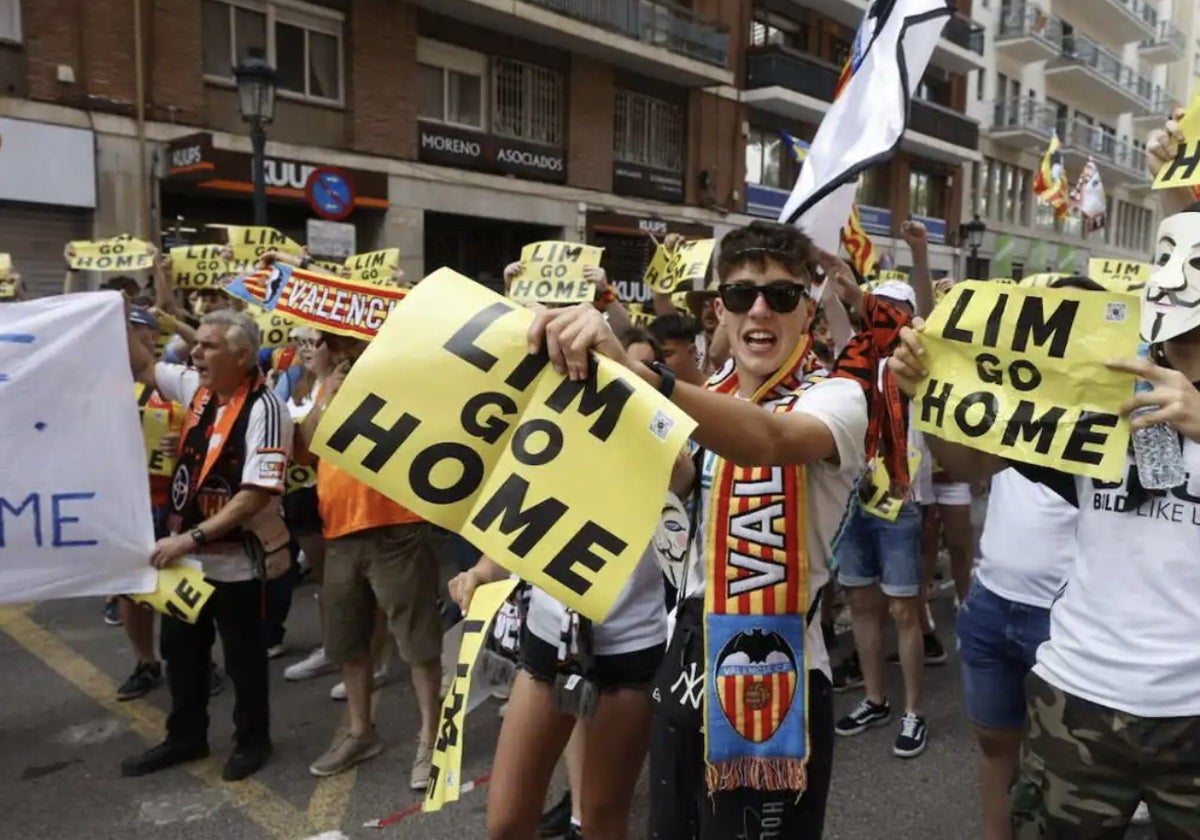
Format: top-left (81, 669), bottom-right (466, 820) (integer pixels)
top-left (742, 329), bottom-right (779, 356)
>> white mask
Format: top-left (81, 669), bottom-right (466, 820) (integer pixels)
top-left (1142, 211), bottom-right (1200, 343)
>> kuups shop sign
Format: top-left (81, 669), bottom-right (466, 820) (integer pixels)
top-left (418, 122), bottom-right (566, 184)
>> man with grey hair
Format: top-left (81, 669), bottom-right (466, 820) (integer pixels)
top-left (121, 307), bottom-right (292, 782)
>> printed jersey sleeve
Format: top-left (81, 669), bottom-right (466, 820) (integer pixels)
top-left (154, 362), bottom-right (201, 408)
top-left (791, 377), bottom-right (868, 475)
top-left (241, 392), bottom-right (293, 494)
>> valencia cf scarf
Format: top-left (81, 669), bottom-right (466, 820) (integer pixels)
top-left (703, 338), bottom-right (824, 793)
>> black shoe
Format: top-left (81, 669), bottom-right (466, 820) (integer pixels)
top-left (831, 653), bottom-right (863, 693)
top-left (539, 791), bottom-right (572, 838)
top-left (121, 741), bottom-right (209, 777)
top-left (887, 633), bottom-right (949, 667)
top-left (222, 742), bottom-right (272, 782)
top-left (835, 697), bottom-right (892, 737)
top-left (116, 661), bottom-right (162, 701)
top-left (104, 599), bottom-right (122, 627)
top-left (564, 824), bottom-right (582, 840)
top-left (209, 664), bottom-right (224, 697)
top-left (893, 713), bottom-right (929, 758)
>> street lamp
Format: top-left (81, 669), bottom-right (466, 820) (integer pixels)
top-left (234, 55), bottom-right (278, 226)
top-left (959, 214), bottom-right (987, 279)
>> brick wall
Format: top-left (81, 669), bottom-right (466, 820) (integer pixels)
top-left (23, 0), bottom-right (85, 104)
top-left (348, 0), bottom-right (417, 159)
top-left (566, 54), bottom-right (613, 193)
top-left (149, 0), bottom-right (205, 124)
top-left (686, 89), bottom-right (745, 210)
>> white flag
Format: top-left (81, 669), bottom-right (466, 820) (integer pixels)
top-left (779, 0), bottom-right (952, 251)
top-left (0, 292), bottom-right (155, 602)
top-left (1071, 157), bottom-right (1107, 232)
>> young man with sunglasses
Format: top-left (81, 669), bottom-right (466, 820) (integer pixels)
top-left (529, 221), bottom-right (867, 838)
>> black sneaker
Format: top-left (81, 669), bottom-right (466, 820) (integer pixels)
top-left (222, 742), bottom-right (272, 782)
top-left (116, 661), bottom-right (162, 701)
top-left (887, 633), bottom-right (949, 667)
top-left (103, 599), bottom-right (122, 627)
top-left (564, 825), bottom-right (581, 840)
top-left (209, 664), bottom-right (224, 697)
top-left (835, 697), bottom-right (892, 737)
top-left (539, 791), bottom-right (572, 838)
top-left (893, 712), bottom-right (928, 758)
top-left (831, 653), bottom-right (864, 693)
top-left (121, 741), bottom-right (209, 777)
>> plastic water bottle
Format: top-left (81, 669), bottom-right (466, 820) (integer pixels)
top-left (1131, 341), bottom-right (1187, 490)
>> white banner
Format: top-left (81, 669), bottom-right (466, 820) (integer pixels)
top-left (0, 292), bottom-right (156, 602)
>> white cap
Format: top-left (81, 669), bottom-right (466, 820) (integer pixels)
top-left (872, 280), bottom-right (917, 309)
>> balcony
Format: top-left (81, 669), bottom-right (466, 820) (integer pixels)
top-left (1140, 19), bottom-right (1186, 64)
top-left (1050, 0), bottom-right (1157, 46)
top-left (742, 46), bottom-right (838, 123)
top-left (903, 98), bottom-right (982, 163)
top-left (994, 4), bottom-right (1063, 64)
top-left (410, 0), bottom-right (733, 87)
top-left (931, 13), bottom-right (986, 73)
top-left (1044, 33), bottom-right (1152, 116)
top-left (1132, 86), bottom-right (1176, 128)
top-left (1062, 118), bottom-right (1145, 185)
top-left (987, 97), bottom-right (1057, 151)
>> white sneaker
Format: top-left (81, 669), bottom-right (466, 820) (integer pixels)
top-left (284, 647), bottom-right (337, 682)
top-left (331, 663), bottom-right (390, 701)
top-left (1131, 801), bottom-right (1151, 826)
top-left (266, 643), bottom-right (288, 660)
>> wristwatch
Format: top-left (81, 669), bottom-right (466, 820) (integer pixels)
top-left (190, 528), bottom-right (208, 546)
top-left (646, 361), bottom-right (676, 400)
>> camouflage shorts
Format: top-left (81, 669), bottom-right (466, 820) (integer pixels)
top-left (1012, 672), bottom-right (1200, 840)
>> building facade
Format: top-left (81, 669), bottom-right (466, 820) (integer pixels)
top-left (970, 0), bottom-right (1200, 279)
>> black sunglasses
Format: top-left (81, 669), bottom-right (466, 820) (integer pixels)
top-left (718, 281), bottom-right (807, 314)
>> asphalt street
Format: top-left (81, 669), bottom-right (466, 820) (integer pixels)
top-left (0, 583), bottom-right (1157, 840)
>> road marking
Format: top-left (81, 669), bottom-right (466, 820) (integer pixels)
top-left (54, 716), bottom-right (125, 746)
top-left (306, 685), bottom-right (381, 830)
top-left (138, 789), bottom-right (231, 826)
top-left (0, 606), bottom-right (316, 839)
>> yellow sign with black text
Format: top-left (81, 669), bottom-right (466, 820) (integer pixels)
top-left (648, 239), bottom-right (715, 295)
top-left (877, 270), bottom-right (910, 283)
top-left (135, 383), bottom-right (178, 477)
top-left (67, 235), bottom-right (155, 272)
top-left (169, 244), bottom-right (241, 289)
top-left (424, 578), bottom-right (519, 812)
top-left (255, 310), bottom-right (299, 349)
top-left (1087, 258), bottom-right (1151, 294)
top-left (860, 447), bottom-right (923, 522)
top-left (345, 248), bottom-right (401, 285)
top-left (128, 562), bottom-right (214, 624)
top-left (0, 253), bottom-right (14, 299)
top-left (509, 241), bottom-right (603, 304)
top-left (223, 226), bottom-right (303, 263)
top-left (312, 268), bottom-right (696, 622)
top-left (1153, 91), bottom-right (1200, 190)
top-left (913, 281), bottom-right (1139, 481)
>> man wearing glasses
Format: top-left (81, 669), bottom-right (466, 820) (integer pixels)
top-left (527, 221), bottom-right (867, 838)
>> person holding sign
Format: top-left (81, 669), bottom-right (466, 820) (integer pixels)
top-left (120, 308), bottom-right (292, 783)
top-left (888, 205), bottom-right (1200, 836)
top-left (528, 220), bottom-right (868, 838)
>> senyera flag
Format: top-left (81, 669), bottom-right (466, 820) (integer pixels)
top-left (779, 0), bottom-right (952, 252)
top-left (224, 263), bottom-right (407, 340)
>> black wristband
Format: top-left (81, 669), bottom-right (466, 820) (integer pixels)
top-left (646, 361), bottom-right (676, 400)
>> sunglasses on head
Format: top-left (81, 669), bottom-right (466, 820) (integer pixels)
top-left (718, 281), bottom-right (808, 314)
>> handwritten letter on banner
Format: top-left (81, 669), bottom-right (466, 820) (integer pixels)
top-left (913, 281), bottom-right (1139, 482)
top-left (313, 268), bottom-right (696, 622)
top-left (0, 293), bottom-right (157, 601)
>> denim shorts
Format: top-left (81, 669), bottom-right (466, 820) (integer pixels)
top-left (835, 501), bottom-right (923, 597)
top-left (956, 580), bottom-right (1051, 730)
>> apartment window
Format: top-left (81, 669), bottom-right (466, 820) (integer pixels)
top-left (614, 90), bottom-right (685, 172)
top-left (0, 0), bottom-right (21, 43)
top-left (492, 57), bottom-right (563, 146)
top-left (857, 167), bottom-right (886, 207)
top-left (417, 40), bottom-right (487, 129)
top-left (202, 0), bottom-right (343, 104)
top-left (750, 16), bottom-right (806, 49)
top-left (909, 169), bottom-right (945, 217)
top-left (746, 127), bottom-right (786, 190)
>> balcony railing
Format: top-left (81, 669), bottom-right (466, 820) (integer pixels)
top-left (943, 13), bottom-right (985, 56)
top-left (990, 97), bottom-right (1057, 136)
top-left (744, 46), bottom-right (838, 102)
top-left (909, 97), bottom-right (979, 149)
top-left (1053, 31), bottom-right (1152, 108)
top-left (1065, 118), bottom-right (1141, 175)
top-left (527, 0), bottom-right (730, 68)
top-left (996, 4), bottom-right (1063, 44)
top-left (1142, 19), bottom-right (1186, 54)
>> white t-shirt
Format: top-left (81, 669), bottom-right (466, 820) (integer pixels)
top-left (1025, 442), bottom-right (1200, 717)
top-left (680, 377), bottom-right (868, 679)
top-left (975, 468), bottom-right (1076, 609)
top-left (526, 540), bottom-right (666, 656)
top-left (155, 363), bottom-right (292, 582)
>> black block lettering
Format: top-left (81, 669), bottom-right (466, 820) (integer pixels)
top-left (1012, 298), bottom-right (1078, 359)
top-left (461, 391), bottom-right (517, 444)
top-left (954, 392), bottom-right (998, 437)
top-left (543, 361), bottom-right (634, 442)
top-left (324, 394), bottom-right (421, 472)
top-left (543, 521), bottom-right (627, 597)
top-left (510, 419), bottom-right (564, 467)
top-left (173, 578), bottom-right (204, 609)
top-left (443, 302), bottom-right (514, 372)
top-left (410, 443), bottom-right (484, 505)
top-left (1009, 359), bottom-right (1043, 392)
top-left (943, 289), bottom-right (976, 343)
top-left (983, 292), bottom-right (1008, 348)
top-left (1000, 400), bottom-right (1065, 454)
top-left (470, 473), bottom-right (567, 556)
top-left (975, 353), bottom-right (1003, 385)
top-left (505, 345), bottom-right (551, 392)
top-left (1062, 412), bottom-right (1119, 466)
top-left (920, 379), bottom-right (953, 427)
top-left (1160, 140), bottom-right (1200, 185)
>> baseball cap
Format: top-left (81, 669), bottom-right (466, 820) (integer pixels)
top-left (872, 280), bottom-right (917, 309)
top-left (129, 307), bottom-right (159, 331)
